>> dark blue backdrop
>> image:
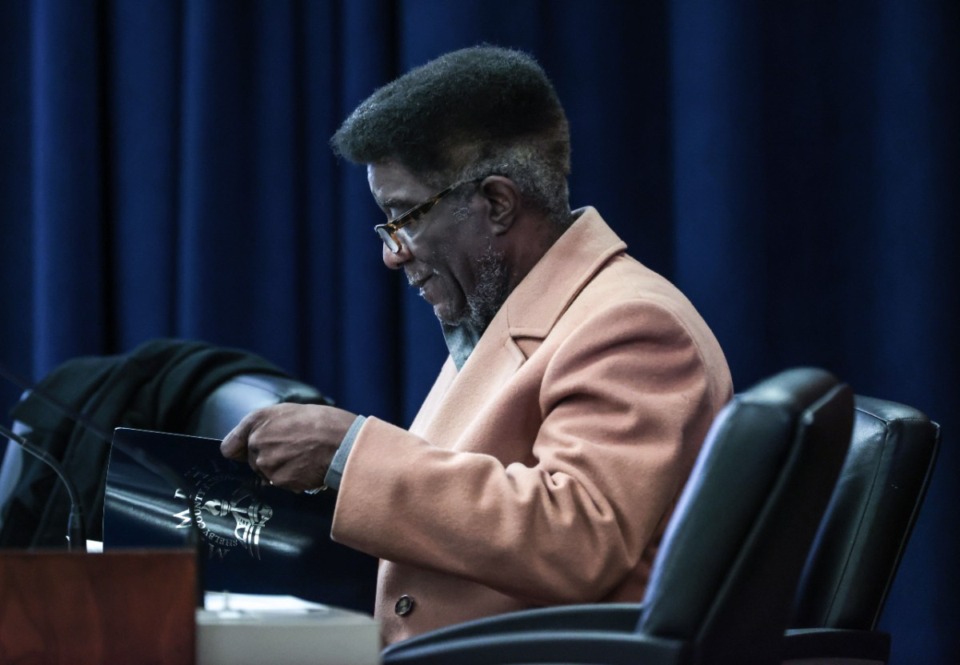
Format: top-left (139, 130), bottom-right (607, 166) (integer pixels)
top-left (1, 1), bottom-right (957, 661)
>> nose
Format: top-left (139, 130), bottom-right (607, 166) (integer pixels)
top-left (382, 240), bottom-right (411, 270)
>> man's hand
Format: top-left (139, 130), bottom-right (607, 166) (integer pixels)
top-left (220, 403), bottom-right (357, 492)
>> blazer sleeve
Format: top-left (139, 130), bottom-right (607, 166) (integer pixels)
top-left (331, 298), bottom-right (727, 604)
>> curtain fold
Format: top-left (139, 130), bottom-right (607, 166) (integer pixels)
top-left (108, 0), bottom-right (182, 347)
top-left (1, 1), bottom-right (957, 661)
top-left (31, 0), bottom-right (106, 372)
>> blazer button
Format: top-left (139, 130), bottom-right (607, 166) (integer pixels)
top-left (394, 595), bottom-right (415, 617)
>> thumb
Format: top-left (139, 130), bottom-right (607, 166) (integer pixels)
top-left (220, 412), bottom-right (256, 461)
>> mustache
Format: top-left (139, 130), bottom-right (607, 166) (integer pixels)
top-left (405, 269), bottom-right (436, 289)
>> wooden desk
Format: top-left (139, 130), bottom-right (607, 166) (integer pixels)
top-left (0, 549), bottom-right (196, 665)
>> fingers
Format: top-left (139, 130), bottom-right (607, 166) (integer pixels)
top-left (219, 406), bottom-right (304, 486)
top-left (219, 410), bottom-right (259, 461)
top-left (218, 403), bottom-right (348, 491)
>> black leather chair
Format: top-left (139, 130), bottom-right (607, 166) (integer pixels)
top-left (381, 367), bottom-right (855, 665)
top-left (783, 395), bottom-right (940, 664)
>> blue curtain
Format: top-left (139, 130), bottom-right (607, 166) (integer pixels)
top-left (1, 1), bottom-right (957, 661)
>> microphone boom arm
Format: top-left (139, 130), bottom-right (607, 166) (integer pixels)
top-left (0, 423), bottom-right (86, 552)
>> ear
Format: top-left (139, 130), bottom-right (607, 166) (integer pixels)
top-left (478, 176), bottom-right (520, 235)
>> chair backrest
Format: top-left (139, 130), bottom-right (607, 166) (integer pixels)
top-left (182, 372), bottom-right (331, 439)
top-left (638, 367), bottom-right (854, 664)
top-left (791, 395), bottom-right (940, 630)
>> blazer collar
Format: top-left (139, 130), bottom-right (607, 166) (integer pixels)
top-left (500, 207), bottom-right (627, 341)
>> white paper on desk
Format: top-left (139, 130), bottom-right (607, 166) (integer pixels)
top-left (197, 593), bottom-right (380, 665)
top-left (204, 591), bottom-right (331, 614)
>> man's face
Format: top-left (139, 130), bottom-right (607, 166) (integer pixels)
top-left (368, 161), bottom-right (508, 329)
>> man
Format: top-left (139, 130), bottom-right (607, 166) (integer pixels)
top-left (221, 45), bottom-right (733, 645)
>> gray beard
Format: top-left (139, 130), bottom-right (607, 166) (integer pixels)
top-left (441, 204), bottom-right (511, 334)
top-left (438, 243), bottom-right (511, 369)
top-left (461, 243), bottom-right (510, 332)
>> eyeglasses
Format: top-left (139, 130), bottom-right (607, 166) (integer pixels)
top-left (374, 178), bottom-right (483, 253)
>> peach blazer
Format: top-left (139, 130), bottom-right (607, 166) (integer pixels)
top-left (332, 207), bottom-right (733, 644)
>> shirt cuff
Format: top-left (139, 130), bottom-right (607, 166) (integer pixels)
top-left (322, 415), bottom-right (365, 491)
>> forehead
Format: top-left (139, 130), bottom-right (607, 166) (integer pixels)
top-left (367, 161), bottom-right (433, 209)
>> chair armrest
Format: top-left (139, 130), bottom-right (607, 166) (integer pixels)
top-left (383, 629), bottom-right (685, 665)
top-left (384, 603), bottom-right (642, 654)
top-left (783, 627), bottom-right (890, 663)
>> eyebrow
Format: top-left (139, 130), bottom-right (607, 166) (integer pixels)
top-left (378, 196), bottom-right (417, 211)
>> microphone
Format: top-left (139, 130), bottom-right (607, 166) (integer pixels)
top-left (0, 423), bottom-right (86, 551)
